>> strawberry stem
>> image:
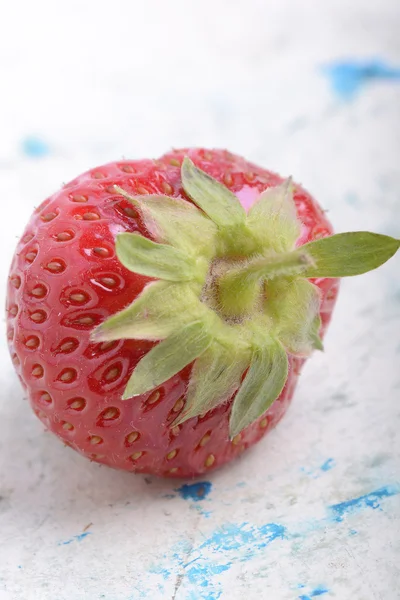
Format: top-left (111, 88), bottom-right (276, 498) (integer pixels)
top-left (217, 250), bottom-right (313, 318)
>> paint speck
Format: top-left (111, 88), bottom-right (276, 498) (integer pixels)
top-left (198, 509), bottom-right (212, 519)
top-left (320, 458), bottom-right (335, 472)
top-left (349, 529), bottom-right (358, 536)
top-left (301, 458), bottom-right (336, 478)
top-left (58, 532), bottom-right (91, 546)
top-left (177, 481), bottom-right (212, 502)
top-left (322, 59), bottom-right (400, 100)
top-left (21, 136), bottom-right (50, 158)
top-left (311, 588), bottom-right (329, 597)
top-left (299, 587), bottom-right (329, 600)
top-left (328, 485), bottom-right (400, 522)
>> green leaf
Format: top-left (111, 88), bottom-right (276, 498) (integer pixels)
top-left (301, 232), bottom-right (400, 278)
top-left (92, 281), bottom-right (204, 342)
top-left (114, 187), bottom-right (217, 255)
top-left (174, 342), bottom-right (251, 425)
top-left (116, 232), bottom-right (201, 282)
top-left (310, 314), bottom-right (324, 351)
top-left (267, 278), bottom-right (322, 356)
top-left (229, 338), bottom-right (288, 438)
top-left (181, 157), bottom-right (246, 228)
top-left (123, 321), bottom-right (212, 398)
top-left (246, 178), bottom-right (301, 252)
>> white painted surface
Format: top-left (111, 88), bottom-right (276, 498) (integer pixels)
top-left (1, 1), bottom-right (399, 599)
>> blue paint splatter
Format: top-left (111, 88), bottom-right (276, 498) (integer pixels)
top-left (328, 485), bottom-right (399, 522)
top-left (180, 521), bottom-right (285, 598)
top-left (311, 588), bottom-right (329, 597)
top-left (21, 136), bottom-right (50, 158)
top-left (186, 562), bottom-right (230, 588)
top-left (197, 522), bottom-right (286, 553)
top-left (299, 588), bottom-right (329, 600)
top-left (320, 458), bottom-right (335, 472)
top-left (148, 564), bottom-right (171, 580)
top-left (154, 521), bottom-right (285, 599)
top-left (58, 532), bottom-right (91, 546)
top-left (177, 481), bottom-right (212, 502)
top-left (148, 484), bottom-right (399, 598)
top-left (322, 59), bottom-right (400, 100)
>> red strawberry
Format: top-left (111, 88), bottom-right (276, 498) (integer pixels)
top-left (6, 148), bottom-right (399, 478)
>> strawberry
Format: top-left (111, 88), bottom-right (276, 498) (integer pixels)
top-left (6, 148), bottom-right (399, 478)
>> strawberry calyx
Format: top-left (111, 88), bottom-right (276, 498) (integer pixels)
top-left (92, 157), bottom-right (400, 438)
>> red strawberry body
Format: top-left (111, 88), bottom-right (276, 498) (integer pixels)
top-left (6, 149), bottom-right (339, 478)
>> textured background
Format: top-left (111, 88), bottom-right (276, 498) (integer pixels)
top-left (1, 1), bottom-right (400, 599)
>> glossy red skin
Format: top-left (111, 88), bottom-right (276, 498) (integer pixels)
top-left (6, 149), bottom-right (339, 478)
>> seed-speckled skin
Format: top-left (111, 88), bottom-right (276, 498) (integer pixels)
top-left (6, 148), bottom-right (339, 478)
